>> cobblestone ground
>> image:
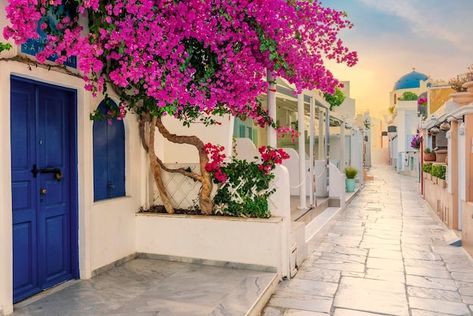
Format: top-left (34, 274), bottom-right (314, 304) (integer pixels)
top-left (264, 165), bottom-right (473, 316)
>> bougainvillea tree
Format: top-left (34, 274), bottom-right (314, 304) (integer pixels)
top-left (4, 0), bottom-right (357, 214)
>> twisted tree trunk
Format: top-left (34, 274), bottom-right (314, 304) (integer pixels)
top-left (146, 117), bottom-right (175, 214)
top-left (155, 117), bottom-right (214, 214)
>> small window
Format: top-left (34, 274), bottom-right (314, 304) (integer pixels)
top-left (93, 99), bottom-right (125, 201)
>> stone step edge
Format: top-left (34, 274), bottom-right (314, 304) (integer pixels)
top-left (246, 272), bottom-right (280, 316)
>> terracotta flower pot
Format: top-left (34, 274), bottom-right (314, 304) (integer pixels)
top-left (424, 152), bottom-right (436, 162)
top-left (451, 91), bottom-right (473, 105)
top-left (434, 149), bottom-right (447, 163)
top-left (463, 81), bottom-right (473, 93)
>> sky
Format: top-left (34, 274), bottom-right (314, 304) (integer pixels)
top-left (321, 0), bottom-right (473, 118)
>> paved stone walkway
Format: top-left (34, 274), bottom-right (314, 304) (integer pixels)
top-left (14, 258), bottom-right (276, 315)
top-left (264, 165), bottom-right (473, 316)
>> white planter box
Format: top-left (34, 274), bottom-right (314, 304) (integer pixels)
top-left (135, 213), bottom-right (287, 276)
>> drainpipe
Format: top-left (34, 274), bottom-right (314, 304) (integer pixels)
top-left (298, 93), bottom-right (307, 210)
top-left (267, 71), bottom-right (277, 147)
top-left (309, 94), bottom-right (315, 207)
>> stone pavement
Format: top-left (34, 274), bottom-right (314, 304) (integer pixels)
top-left (264, 165), bottom-right (473, 316)
top-left (13, 258), bottom-right (276, 315)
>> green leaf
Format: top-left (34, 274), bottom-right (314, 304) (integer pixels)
top-left (0, 42), bottom-right (12, 53)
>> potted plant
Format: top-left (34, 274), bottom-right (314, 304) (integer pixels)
top-left (449, 65), bottom-right (473, 105)
top-left (431, 164), bottom-right (447, 188)
top-left (345, 167), bottom-right (358, 193)
top-left (424, 148), bottom-right (436, 162)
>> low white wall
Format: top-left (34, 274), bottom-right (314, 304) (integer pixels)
top-left (269, 165), bottom-right (291, 277)
top-left (137, 164), bottom-right (292, 278)
top-left (281, 148), bottom-right (312, 196)
top-left (136, 214), bottom-right (285, 274)
top-left (329, 163), bottom-right (346, 208)
top-left (234, 138), bottom-right (259, 162)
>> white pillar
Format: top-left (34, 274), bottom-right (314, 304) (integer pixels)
top-left (309, 95), bottom-right (315, 207)
top-left (267, 71), bottom-right (277, 147)
top-left (340, 121), bottom-right (346, 170)
top-left (298, 93), bottom-right (307, 210)
top-left (318, 108), bottom-right (324, 160)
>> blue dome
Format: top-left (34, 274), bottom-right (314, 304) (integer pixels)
top-left (394, 71), bottom-right (429, 90)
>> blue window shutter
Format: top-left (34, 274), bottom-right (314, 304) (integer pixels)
top-left (93, 100), bottom-right (125, 201)
top-left (106, 118), bottom-right (125, 198)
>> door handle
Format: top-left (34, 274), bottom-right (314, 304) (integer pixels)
top-left (31, 165), bottom-right (63, 181)
top-left (40, 188), bottom-right (47, 196)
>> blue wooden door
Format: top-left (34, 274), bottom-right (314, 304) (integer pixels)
top-left (11, 77), bottom-right (77, 303)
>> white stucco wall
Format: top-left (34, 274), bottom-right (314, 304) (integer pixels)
top-left (350, 130), bottom-right (364, 184)
top-left (157, 115), bottom-right (234, 164)
top-left (334, 98), bottom-right (356, 120)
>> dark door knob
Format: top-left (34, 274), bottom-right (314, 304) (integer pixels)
top-left (40, 188), bottom-right (47, 196)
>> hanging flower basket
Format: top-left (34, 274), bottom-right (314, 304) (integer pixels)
top-left (410, 134), bottom-right (422, 150)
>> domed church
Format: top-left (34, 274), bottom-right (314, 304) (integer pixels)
top-left (390, 69), bottom-right (431, 109)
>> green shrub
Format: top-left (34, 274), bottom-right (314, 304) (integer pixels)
top-left (424, 147), bottom-right (432, 154)
top-left (344, 167), bottom-right (358, 179)
top-left (213, 159), bottom-right (274, 218)
top-left (399, 91), bottom-right (418, 101)
top-left (431, 164), bottom-right (446, 180)
top-left (324, 88), bottom-right (346, 111)
top-left (423, 163), bottom-right (432, 174)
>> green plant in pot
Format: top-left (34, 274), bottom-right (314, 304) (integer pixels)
top-left (345, 167), bottom-right (358, 193)
top-left (423, 147), bottom-right (436, 162)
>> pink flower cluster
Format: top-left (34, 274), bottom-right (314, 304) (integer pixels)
top-left (3, 0), bottom-right (41, 43)
top-left (204, 143), bottom-right (228, 183)
top-left (3, 0), bottom-right (358, 119)
top-left (276, 127), bottom-right (300, 143)
top-left (258, 146), bottom-right (290, 174)
top-left (418, 97), bottom-right (427, 106)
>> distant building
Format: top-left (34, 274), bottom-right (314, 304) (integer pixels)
top-left (387, 70), bottom-right (428, 177)
top-left (390, 70), bottom-right (431, 110)
top-left (333, 81), bottom-right (356, 120)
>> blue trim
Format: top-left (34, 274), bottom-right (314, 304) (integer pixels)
top-left (11, 75), bottom-right (80, 281)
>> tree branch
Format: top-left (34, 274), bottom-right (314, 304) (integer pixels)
top-left (0, 55), bottom-right (82, 78)
top-left (155, 116), bottom-right (205, 150)
top-left (156, 156), bottom-right (203, 182)
top-left (140, 118), bottom-right (203, 182)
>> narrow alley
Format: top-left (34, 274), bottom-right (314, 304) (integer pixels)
top-left (264, 165), bottom-right (473, 316)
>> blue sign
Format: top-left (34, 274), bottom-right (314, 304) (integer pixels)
top-left (21, 6), bottom-right (77, 68)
